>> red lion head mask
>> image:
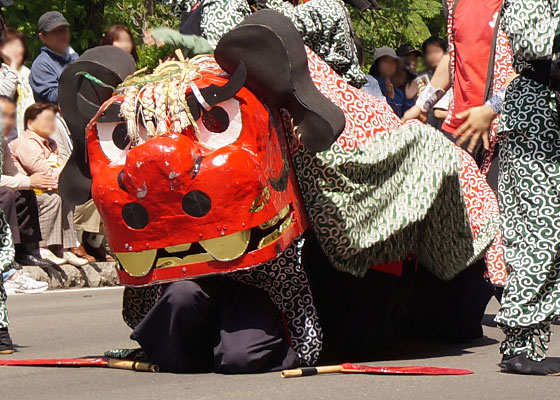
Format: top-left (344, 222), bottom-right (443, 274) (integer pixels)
top-left (74, 57), bottom-right (308, 286)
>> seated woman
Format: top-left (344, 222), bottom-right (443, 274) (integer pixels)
top-left (10, 103), bottom-right (88, 267)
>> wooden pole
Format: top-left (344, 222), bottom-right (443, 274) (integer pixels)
top-left (281, 365), bottom-right (344, 378)
top-left (106, 359), bottom-right (159, 372)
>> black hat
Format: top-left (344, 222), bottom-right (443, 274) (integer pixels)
top-left (396, 43), bottom-right (422, 57)
top-left (38, 11), bottom-right (69, 33)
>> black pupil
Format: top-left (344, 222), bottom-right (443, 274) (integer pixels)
top-left (201, 106), bottom-right (230, 133)
top-left (113, 123), bottom-right (131, 150)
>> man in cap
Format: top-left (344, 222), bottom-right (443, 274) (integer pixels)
top-left (396, 43), bottom-right (422, 74)
top-left (29, 11), bottom-right (78, 104)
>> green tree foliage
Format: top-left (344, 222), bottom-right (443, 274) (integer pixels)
top-left (349, 0), bottom-right (446, 66)
top-left (2, 0), bottom-right (177, 69)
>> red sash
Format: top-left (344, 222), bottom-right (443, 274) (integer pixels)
top-left (443, 0), bottom-right (503, 134)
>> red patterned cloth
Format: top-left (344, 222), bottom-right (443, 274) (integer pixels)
top-left (443, 0), bottom-right (513, 285)
top-left (293, 49), bottom-right (501, 280)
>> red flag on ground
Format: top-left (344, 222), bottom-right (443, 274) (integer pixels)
top-left (282, 363), bottom-right (473, 378)
top-left (0, 357), bottom-right (158, 372)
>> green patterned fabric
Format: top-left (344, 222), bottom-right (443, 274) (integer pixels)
top-left (160, 0), bottom-right (366, 87)
top-left (0, 215), bottom-right (14, 328)
top-left (495, 0), bottom-right (560, 361)
top-left (0, 117), bottom-right (16, 329)
top-left (294, 124), bottom-right (496, 281)
top-left (263, 0), bottom-right (367, 88)
top-left (160, 0), bottom-right (251, 48)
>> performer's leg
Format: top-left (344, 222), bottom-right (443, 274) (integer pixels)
top-left (303, 233), bottom-right (413, 360)
top-left (0, 210), bottom-right (14, 354)
top-left (14, 190), bottom-right (42, 247)
top-left (406, 259), bottom-right (494, 342)
top-left (441, 131), bottom-right (503, 300)
top-left (213, 278), bottom-right (298, 374)
top-left (496, 129), bottom-right (560, 374)
top-left (131, 279), bottom-right (219, 373)
top-left (0, 187), bottom-right (20, 245)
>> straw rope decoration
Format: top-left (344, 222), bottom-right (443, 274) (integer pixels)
top-left (117, 50), bottom-right (202, 145)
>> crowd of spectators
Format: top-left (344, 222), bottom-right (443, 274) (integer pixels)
top-left (0, 11), bottom-right (137, 296)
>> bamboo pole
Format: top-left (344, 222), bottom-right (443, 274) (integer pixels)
top-left (281, 365), bottom-right (344, 378)
top-left (106, 359), bottom-right (160, 372)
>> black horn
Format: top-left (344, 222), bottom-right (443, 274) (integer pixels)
top-left (58, 46), bottom-right (136, 206)
top-left (214, 10), bottom-right (346, 153)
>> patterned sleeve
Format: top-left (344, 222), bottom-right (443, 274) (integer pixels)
top-left (199, 0), bottom-right (251, 48)
top-left (264, 0), bottom-right (366, 87)
top-left (262, 0), bottom-right (319, 35)
top-left (501, 0), bottom-right (560, 60)
top-left (157, 0), bottom-right (197, 15)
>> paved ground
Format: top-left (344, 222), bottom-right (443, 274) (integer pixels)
top-left (1, 288), bottom-right (559, 400)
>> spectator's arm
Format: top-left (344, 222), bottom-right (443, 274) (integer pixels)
top-left (0, 140), bottom-right (31, 189)
top-left (361, 76), bottom-right (386, 101)
top-left (430, 54), bottom-right (451, 91)
top-left (0, 173), bottom-right (31, 190)
top-left (14, 139), bottom-right (58, 178)
top-left (29, 60), bottom-right (60, 104)
top-left (151, 27), bottom-right (214, 56)
top-left (0, 64), bottom-right (18, 98)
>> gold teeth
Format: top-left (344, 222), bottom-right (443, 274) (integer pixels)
top-left (156, 254), bottom-right (214, 269)
top-left (257, 217), bottom-right (293, 249)
top-left (116, 249), bottom-right (157, 277)
top-left (164, 243), bottom-right (192, 253)
top-left (259, 205), bottom-right (290, 230)
top-left (199, 230), bottom-right (251, 261)
top-left (117, 205), bottom-right (294, 276)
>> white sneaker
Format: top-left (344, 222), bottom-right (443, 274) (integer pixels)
top-left (63, 251), bottom-right (89, 267)
top-left (40, 248), bottom-right (66, 265)
top-left (4, 271), bottom-right (48, 294)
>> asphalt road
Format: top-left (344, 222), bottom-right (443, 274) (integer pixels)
top-left (1, 288), bottom-right (559, 400)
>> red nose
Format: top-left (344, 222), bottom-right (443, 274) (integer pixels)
top-left (117, 134), bottom-right (206, 228)
top-left (121, 134), bottom-right (198, 193)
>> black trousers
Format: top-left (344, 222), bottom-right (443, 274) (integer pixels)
top-left (0, 188), bottom-right (41, 246)
top-left (302, 232), bottom-right (493, 362)
top-left (131, 277), bottom-right (298, 374)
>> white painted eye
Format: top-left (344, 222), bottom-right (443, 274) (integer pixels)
top-left (95, 122), bottom-right (149, 165)
top-left (194, 98), bottom-right (242, 150)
